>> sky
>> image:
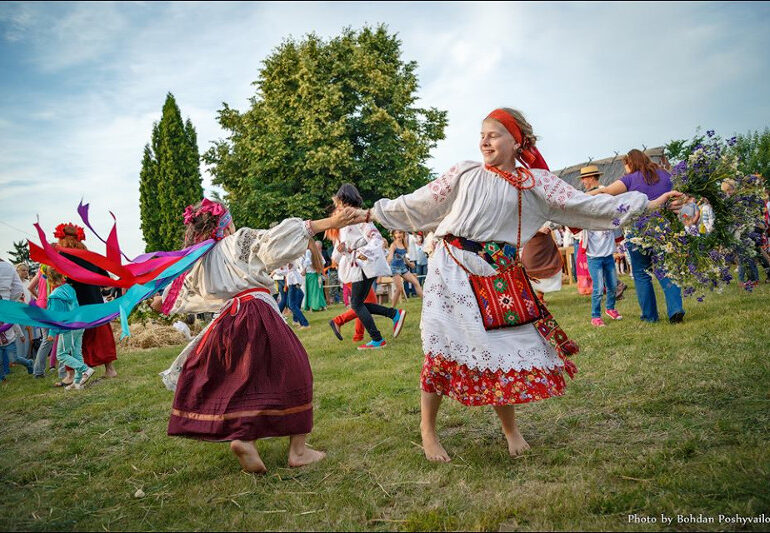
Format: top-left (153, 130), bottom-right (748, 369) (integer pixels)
top-left (1, 1), bottom-right (769, 260)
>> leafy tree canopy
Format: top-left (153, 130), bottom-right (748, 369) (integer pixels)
top-left (204, 24), bottom-right (447, 229)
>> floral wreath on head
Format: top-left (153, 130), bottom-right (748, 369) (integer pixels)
top-left (53, 223), bottom-right (86, 242)
top-left (183, 198), bottom-right (232, 240)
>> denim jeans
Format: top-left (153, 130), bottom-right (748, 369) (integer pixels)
top-left (587, 255), bottom-right (617, 318)
top-left (627, 243), bottom-right (684, 321)
top-left (1, 341), bottom-right (33, 379)
top-left (33, 330), bottom-right (54, 377)
top-left (287, 285), bottom-right (309, 326)
top-left (738, 256), bottom-right (759, 283)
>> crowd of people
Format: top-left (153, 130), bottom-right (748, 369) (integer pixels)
top-left (2, 106), bottom-right (769, 476)
top-left (268, 205), bottom-right (429, 349)
top-left (1, 224), bottom-right (118, 387)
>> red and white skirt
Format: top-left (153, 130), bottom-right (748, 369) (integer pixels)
top-left (419, 244), bottom-right (573, 407)
top-left (421, 352), bottom-right (566, 406)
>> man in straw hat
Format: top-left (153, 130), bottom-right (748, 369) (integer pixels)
top-left (578, 165), bottom-right (627, 324)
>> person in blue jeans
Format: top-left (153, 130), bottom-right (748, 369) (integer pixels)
top-left (282, 261), bottom-right (309, 328)
top-left (1, 324), bottom-right (33, 381)
top-left (585, 230), bottom-right (623, 326)
top-left (626, 243), bottom-right (684, 322)
top-left (588, 149), bottom-right (685, 323)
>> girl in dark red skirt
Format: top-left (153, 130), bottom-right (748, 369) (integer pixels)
top-left (153, 199), bottom-right (360, 473)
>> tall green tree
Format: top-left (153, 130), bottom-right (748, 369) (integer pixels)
top-left (731, 128), bottom-right (770, 188)
top-left (139, 93), bottom-right (203, 252)
top-left (6, 240), bottom-right (30, 266)
top-left (204, 24), bottom-right (447, 228)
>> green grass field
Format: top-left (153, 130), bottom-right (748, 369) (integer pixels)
top-left (1, 279), bottom-right (769, 531)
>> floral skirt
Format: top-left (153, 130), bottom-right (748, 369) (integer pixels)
top-left (421, 351), bottom-right (566, 406)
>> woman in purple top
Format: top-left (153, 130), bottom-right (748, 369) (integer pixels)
top-left (588, 149), bottom-right (684, 324)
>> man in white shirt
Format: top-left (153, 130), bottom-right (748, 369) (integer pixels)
top-left (579, 167), bottom-right (623, 327)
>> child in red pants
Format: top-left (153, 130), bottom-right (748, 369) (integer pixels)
top-left (329, 284), bottom-right (376, 342)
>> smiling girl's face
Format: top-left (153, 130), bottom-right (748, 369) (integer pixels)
top-left (480, 118), bottom-right (517, 170)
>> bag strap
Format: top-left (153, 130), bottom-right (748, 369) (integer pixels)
top-left (443, 239), bottom-right (472, 275)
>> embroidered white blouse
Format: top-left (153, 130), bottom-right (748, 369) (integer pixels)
top-left (333, 222), bottom-right (391, 283)
top-left (162, 218), bottom-right (313, 315)
top-left (371, 161), bottom-right (649, 373)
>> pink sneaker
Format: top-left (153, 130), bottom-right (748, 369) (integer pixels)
top-left (591, 318), bottom-right (606, 327)
top-left (605, 309), bottom-right (623, 320)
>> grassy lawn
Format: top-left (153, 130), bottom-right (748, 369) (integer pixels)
top-left (1, 279), bottom-right (769, 531)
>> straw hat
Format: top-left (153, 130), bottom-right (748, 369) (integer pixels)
top-left (579, 165), bottom-right (602, 179)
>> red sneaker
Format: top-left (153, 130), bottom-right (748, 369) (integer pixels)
top-left (605, 309), bottom-right (623, 320)
top-left (591, 318), bottom-right (606, 327)
top-left (357, 339), bottom-right (387, 350)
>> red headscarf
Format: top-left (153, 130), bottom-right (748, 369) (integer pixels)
top-left (486, 109), bottom-right (549, 171)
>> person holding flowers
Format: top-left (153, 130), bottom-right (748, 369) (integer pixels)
top-left (589, 149), bottom-right (685, 323)
top-left (351, 107), bottom-right (683, 462)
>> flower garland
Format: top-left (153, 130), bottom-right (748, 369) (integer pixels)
top-left (623, 131), bottom-right (766, 299)
top-left (53, 223), bottom-right (86, 241)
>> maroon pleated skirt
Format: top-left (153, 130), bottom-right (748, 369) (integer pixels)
top-left (82, 324), bottom-right (117, 367)
top-left (168, 297), bottom-right (313, 442)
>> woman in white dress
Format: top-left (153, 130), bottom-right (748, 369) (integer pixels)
top-left (355, 108), bottom-right (682, 462)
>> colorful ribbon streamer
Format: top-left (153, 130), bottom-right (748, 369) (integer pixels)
top-left (0, 241), bottom-right (213, 338)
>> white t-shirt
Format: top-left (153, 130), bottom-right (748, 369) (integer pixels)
top-left (585, 230), bottom-right (615, 257)
top-left (172, 321), bottom-right (192, 341)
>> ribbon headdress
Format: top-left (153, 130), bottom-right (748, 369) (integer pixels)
top-left (486, 108), bottom-right (549, 171)
top-left (0, 199), bottom-right (231, 338)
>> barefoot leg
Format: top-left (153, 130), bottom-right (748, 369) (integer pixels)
top-left (104, 361), bottom-right (117, 378)
top-left (420, 390), bottom-right (450, 462)
top-left (493, 405), bottom-right (530, 457)
top-left (230, 440), bottom-right (267, 473)
top-left (288, 434), bottom-right (326, 467)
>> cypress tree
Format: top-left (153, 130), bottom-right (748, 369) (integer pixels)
top-left (138, 93), bottom-right (203, 251)
top-left (138, 142), bottom-right (161, 251)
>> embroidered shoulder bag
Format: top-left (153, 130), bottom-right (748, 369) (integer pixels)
top-left (443, 166), bottom-right (542, 330)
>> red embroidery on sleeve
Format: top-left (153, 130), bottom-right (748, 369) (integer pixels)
top-left (428, 165), bottom-right (457, 203)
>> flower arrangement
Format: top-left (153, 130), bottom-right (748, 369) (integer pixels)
top-left (53, 223), bottom-right (86, 241)
top-left (623, 131), bottom-right (766, 299)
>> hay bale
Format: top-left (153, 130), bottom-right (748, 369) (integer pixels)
top-left (118, 322), bottom-right (187, 351)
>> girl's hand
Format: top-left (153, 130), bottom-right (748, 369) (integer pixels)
top-left (337, 242), bottom-right (347, 253)
top-left (331, 207), bottom-right (360, 228)
top-left (648, 191), bottom-right (684, 213)
top-left (149, 294), bottom-right (163, 313)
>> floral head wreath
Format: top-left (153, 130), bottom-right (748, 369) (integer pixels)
top-left (53, 223), bottom-right (86, 242)
top-left (183, 198), bottom-right (232, 240)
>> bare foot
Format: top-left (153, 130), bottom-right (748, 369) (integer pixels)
top-left (288, 447), bottom-right (326, 467)
top-left (230, 440), bottom-right (267, 473)
top-left (421, 430), bottom-right (451, 462)
top-left (104, 363), bottom-right (118, 378)
top-left (505, 430), bottom-right (530, 457)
